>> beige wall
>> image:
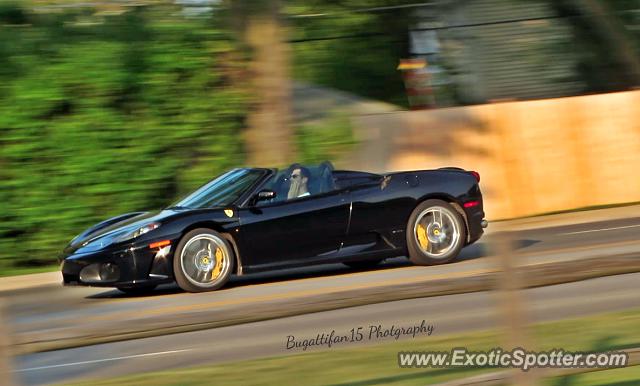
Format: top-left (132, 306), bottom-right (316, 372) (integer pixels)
top-left (347, 90), bottom-right (640, 219)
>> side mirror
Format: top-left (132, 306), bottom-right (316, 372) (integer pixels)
top-left (254, 189), bottom-right (276, 204)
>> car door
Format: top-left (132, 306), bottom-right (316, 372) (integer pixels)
top-left (236, 190), bottom-right (350, 269)
top-left (342, 174), bottom-right (414, 253)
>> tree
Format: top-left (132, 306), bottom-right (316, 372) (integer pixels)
top-left (228, 0), bottom-right (296, 167)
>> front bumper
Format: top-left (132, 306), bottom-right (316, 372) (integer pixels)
top-left (61, 238), bottom-right (178, 288)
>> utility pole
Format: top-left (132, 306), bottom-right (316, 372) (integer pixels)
top-left (230, 0), bottom-right (296, 167)
top-left (493, 232), bottom-right (538, 386)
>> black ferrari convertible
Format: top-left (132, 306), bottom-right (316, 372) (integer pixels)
top-left (60, 162), bottom-right (487, 293)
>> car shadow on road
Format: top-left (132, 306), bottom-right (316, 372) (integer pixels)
top-left (87, 285), bottom-right (183, 299)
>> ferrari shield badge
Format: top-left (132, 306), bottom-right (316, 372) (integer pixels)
top-left (224, 209), bottom-right (234, 218)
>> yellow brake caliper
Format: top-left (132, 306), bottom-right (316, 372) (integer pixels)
top-left (211, 247), bottom-right (224, 280)
top-left (417, 223), bottom-right (429, 250)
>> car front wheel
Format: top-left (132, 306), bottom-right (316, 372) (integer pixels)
top-left (173, 228), bottom-right (234, 293)
top-left (407, 199), bottom-right (466, 265)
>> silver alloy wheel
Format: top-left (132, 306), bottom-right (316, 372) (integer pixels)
top-left (413, 206), bottom-right (460, 258)
top-left (180, 234), bottom-right (230, 288)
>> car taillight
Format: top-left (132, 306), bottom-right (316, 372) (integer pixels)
top-left (469, 171), bottom-right (480, 183)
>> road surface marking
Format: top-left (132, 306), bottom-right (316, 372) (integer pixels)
top-left (15, 349), bottom-right (191, 372)
top-left (559, 224), bottom-right (640, 235)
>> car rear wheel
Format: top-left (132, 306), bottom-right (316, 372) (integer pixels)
top-left (407, 199), bottom-right (466, 265)
top-left (173, 228), bottom-right (234, 293)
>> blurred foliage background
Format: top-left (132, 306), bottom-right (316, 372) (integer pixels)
top-left (0, 3), bottom-right (250, 271)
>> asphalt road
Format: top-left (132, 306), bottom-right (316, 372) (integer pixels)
top-left (13, 272), bottom-right (640, 386)
top-left (5, 216), bottom-right (640, 385)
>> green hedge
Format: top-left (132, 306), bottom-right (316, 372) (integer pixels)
top-left (0, 5), bottom-right (248, 269)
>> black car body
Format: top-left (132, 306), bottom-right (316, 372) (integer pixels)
top-left (60, 162), bottom-right (486, 292)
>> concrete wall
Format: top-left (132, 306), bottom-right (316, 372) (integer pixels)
top-left (347, 90), bottom-right (640, 219)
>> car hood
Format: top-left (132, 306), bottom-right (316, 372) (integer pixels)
top-left (65, 210), bottom-right (176, 254)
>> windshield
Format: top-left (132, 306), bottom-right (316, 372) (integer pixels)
top-left (168, 169), bottom-right (264, 209)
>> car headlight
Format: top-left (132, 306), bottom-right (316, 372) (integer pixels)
top-left (133, 222), bottom-right (161, 238)
top-left (119, 222), bottom-right (161, 242)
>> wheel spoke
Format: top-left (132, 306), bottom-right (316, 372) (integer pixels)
top-left (184, 243), bottom-right (196, 255)
top-left (185, 258), bottom-right (198, 278)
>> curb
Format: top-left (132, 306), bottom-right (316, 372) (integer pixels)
top-left (0, 272), bottom-right (60, 293)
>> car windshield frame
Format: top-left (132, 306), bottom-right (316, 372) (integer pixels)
top-left (167, 168), bottom-right (267, 209)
